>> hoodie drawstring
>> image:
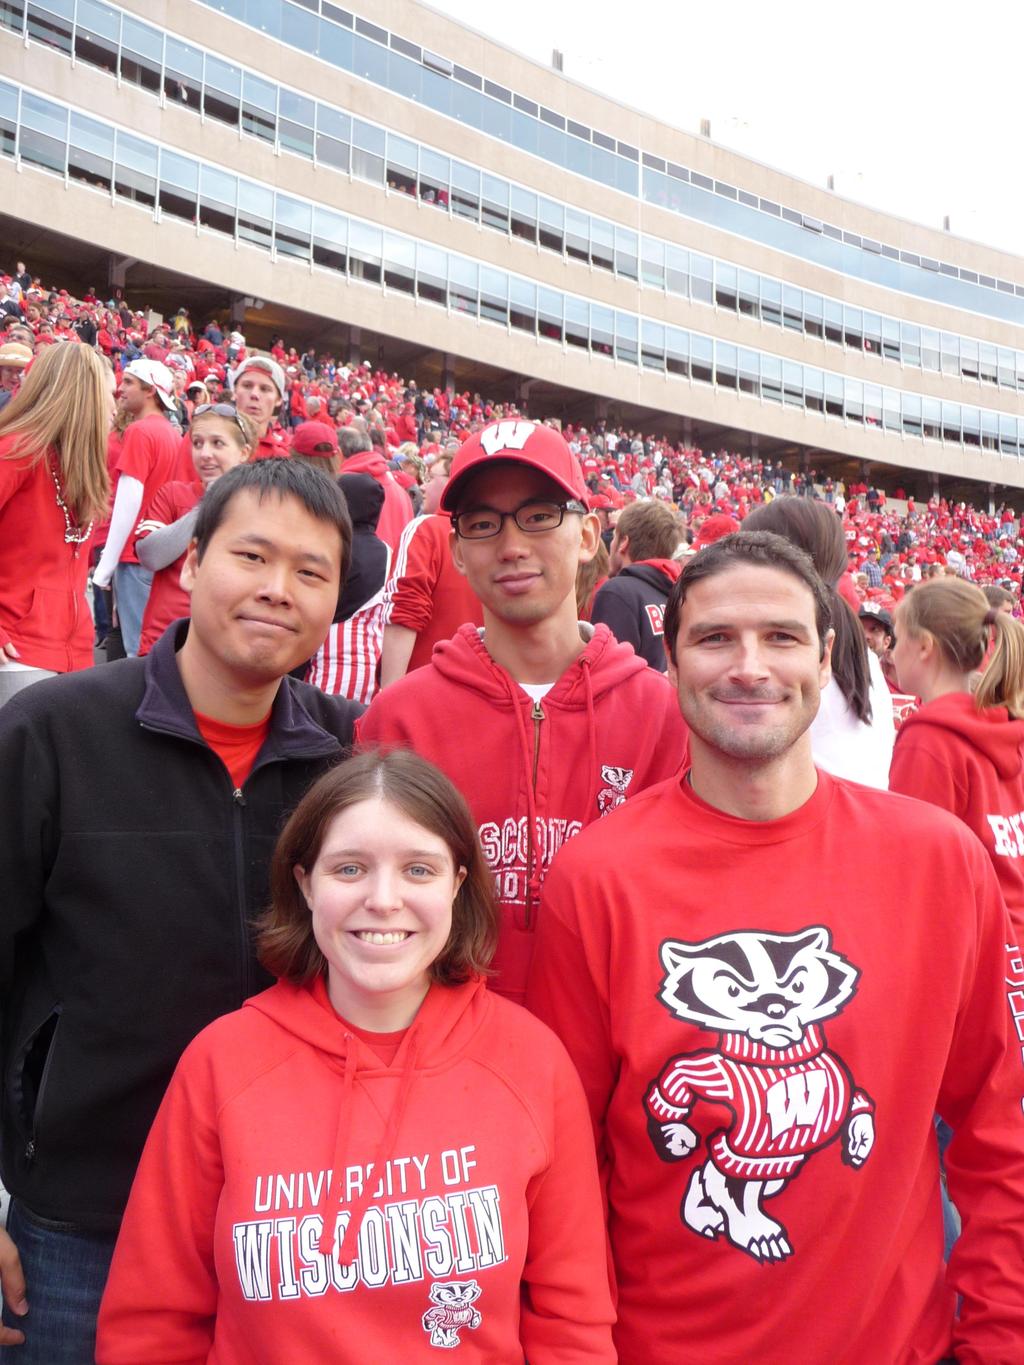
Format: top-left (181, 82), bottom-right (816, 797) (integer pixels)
top-left (582, 655), bottom-right (599, 823)
top-left (317, 1035), bottom-right (422, 1267)
top-left (508, 678), bottom-right (544, 924)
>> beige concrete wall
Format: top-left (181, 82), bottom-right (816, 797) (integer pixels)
top-left (3, 157), bottom-right (1018, 492)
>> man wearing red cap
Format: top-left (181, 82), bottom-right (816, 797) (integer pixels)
top-left (357, 419), bottom-right (687, 1004)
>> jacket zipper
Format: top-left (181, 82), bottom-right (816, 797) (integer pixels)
top-left (232, 787), bottom-right (252, 1003)
top-left (525, 702), bottom-right (544, 926)
top-left (24, 1007), bottom-right (63, 1164)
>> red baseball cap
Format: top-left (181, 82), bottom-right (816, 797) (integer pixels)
top-left (291, 420), bottom-right (339, 458)
top-left (440, 420), bottom-right (588, 513)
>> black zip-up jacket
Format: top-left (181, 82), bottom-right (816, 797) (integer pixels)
top-left (590, 561), bottom-right (679, 671)
top-left (0, 622), bottom-right (361, 1231)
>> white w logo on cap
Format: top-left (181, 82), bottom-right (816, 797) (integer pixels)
top-left (479, 421), bottom-right (536, 456)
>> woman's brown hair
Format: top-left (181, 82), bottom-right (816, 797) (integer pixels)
top-left (575, 537), bottom-right (610, 620)
top-left (258, 749), bottom-right (498, 985)
top-left (899, 578), bottom-right (1024, 719)
top-left (0, 343), bottom-right (111, 523)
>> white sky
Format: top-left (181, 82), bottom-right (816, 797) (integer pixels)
top-left (429, 0), bottom-right (1024, 260)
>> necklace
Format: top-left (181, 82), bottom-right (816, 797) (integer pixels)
top-left (50, 458), bottom-right (93, 545)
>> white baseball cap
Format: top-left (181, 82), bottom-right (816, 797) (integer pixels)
top-left (123, 358), bottom-right (176, 411)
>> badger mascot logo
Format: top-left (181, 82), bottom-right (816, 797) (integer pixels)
top-left (645, 926), bottom-right (875, 1263)
top-left (421, 1280), bottom-right (483, 1349)
top-left (596, 765), bottom-right (634, 816)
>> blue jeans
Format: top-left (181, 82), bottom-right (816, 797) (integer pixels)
top-left (0, 1201), bottom-right (117, 1363)
top-left (113, 562), bottom-right (153, 658)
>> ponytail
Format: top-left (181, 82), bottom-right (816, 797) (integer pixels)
top-left (829, 589), bottom-right (873, 724)
top-left (976, 610), bottom-right (1024, 718)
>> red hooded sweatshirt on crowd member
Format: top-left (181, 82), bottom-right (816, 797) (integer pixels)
top-left (253, 425), bottom-right (292, 462)
top-left (96, 976), bottom-right (615, 1364)
top-left (527, 771), bottom-right (1024, 1365)
top-left (357, 623), bottom-right (687, 1003)
top-left (380, 513), bottom-right (483, 673)
top-left (341, 448), bottom-right (413, 552)
top-left (889, 691), bottom-right (1024, 934)
top-left (0, 436), bottom-right (96, 671)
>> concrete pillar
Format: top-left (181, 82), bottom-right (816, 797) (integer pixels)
top-left (228, 294), bottom-right (247, 329)
top-left (441, 352), bottom-right (456, 399)
top-left (107, 254), bottom-right (137, 292)
top-left (988, 482), bottom-right (996, 516)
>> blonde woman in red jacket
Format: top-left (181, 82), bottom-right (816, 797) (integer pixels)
top-left (890, 577), bottom-right (1024, 934)
top-left (97, 750), bottom-right (614, 1364)
top-left (0, 343), bottom-right (114, 704)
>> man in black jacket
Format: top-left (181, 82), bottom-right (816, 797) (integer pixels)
top-left (591, 499), bottom-right (683, 671)
top-left (0, 461), bottom-right (361, 1362)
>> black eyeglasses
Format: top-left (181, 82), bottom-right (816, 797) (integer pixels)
top-left (453, 499), bottom-right (587, 540)
top-left (192, 403), bottom-right (248, 437)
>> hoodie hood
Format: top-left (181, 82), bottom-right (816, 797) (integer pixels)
top-left (898, 691), bottom-right (1024, 780)
top-left (245, 975), bottom-right (488, 1262)
top-left (342, 449), bottom-right (390, 479)
top-left (623, 559), bottom-right (683, 590)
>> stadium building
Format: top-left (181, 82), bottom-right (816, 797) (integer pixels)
top-left (1, 0), bottom-right (1023, 502)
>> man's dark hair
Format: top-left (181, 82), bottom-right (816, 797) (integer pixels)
top-left (664, 531), bottom-right (832, 664)
top-left (193, 459), bottom-right (352, 587)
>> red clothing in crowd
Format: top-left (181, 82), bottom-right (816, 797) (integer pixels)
top-left (889, 691), bottom-right (1024, 934)
top-left (134, 481), bottom-right (200, 656)
top-left (356, 623), bottom-right (687, 1003)
top-left (96, 976), bottom-right (615, 1363)
top-left (252, 426), bottom-right (292, 462)
top-left (381, 514), bottom-right (483, 673)
top-left (528, 770), bottom-right (1024, 1365)
top-left (340, 450), bottom-right (413, 552)
top-left (0, 437), bottom-right (95, 671)
top-left (194, 709), bottom-right (272, 790)
top-left (115, 414), bottom-right (193, 564)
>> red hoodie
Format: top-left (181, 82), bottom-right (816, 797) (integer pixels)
top-left (889, 691), bottom-right (1024, 934)
top-left (96, 976), bottom-right (615, 1364)
top-left (356, 623), bottom-right (687, 1002)
top-left (381, 513), bottom-right (483, 672)
top-left (528, 771), bottom-right (1024, 1364)
top-left (341, 450), bottom-right (413, 552)
top-left (0, 438), bottom-right (95, 671)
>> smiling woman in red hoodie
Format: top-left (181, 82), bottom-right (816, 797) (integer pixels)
top-left (0, 344), bottom-right (113, 704)
top-left (96, 750), bottom-right (614, 1364)
top-left (889, 577), bottom-right (1024, 934)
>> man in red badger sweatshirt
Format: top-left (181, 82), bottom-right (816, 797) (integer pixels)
top-left (357, 419), bottom-right (686, 1003)
top-left (528, 529), bottom-right (1024, 1365)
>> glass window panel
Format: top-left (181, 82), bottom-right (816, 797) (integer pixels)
top-left (761, 355), bottom-right (782, 403)
top-left (538, 287), bottom-right (562, 342)
top-left (962, 406), bottom-right (981, 447)
top-left (665, 244), bottom-right (688, 297)
top-left (348, 219), bottom-right (382, 284)
top-left (242, 72), bottom-right (277, 143)
top-left (843, 307), bottom-right (863, 352)
top-left (510, 185), bottom-right (536, 242)
top-left (0, 0), bottom-right (25, 35)
top-left (274, 193), bottom-right (311, 260)
top-left (960, 337), bottom-right (979, 381)
top-left (68, 110), bottom-right (113, 191)
top-left (279, 90), bottom-right (315, 159)
top-left (480, 266), bottom-right (508, 325)
top-left (615, 311), bottom-right (637, 365)
top-left (120, 16), bottom-right (162, 94)
top-left (864, 383), bottom-right (882, 428)
top-left (449, 257), bottom-right (479, 318)
top-left (451, 162), bottom-right (480, 224)
top-left (481, 174), bottom-right (509, 234)
top-left (351, 119), bottom-right (384, 184)
top-left (591, 218), bottom-right (614, 274)
top-left (158, 149), bottom-right (198, 221)
top-left (824, 299), bottom-right (843, 345)
top-left (419, 148), bottom-right (449, 209)
top-left (615, 226), bottom-right (638, 281)
top-left (565, 296), bottom-right (589, 350)
top-left (738, 269), bottom-right (759, 318)
top-left (313, 207), bottom-right (347, 272)
top-left (715, 262), bottom-right (737, 312)
top-left (716, 341), bottom-right (738, 390)
top-left (75, 0), bottom-right (119, 75)
top-left (691, 335), bottom-right (713, 385)
top-left (739, 347), bottom-right (760, 397)
top-left (591, 305), bottom-right (614, 358)
top-left (979, 343), bottom-right (998, 386)
top-left (318, 14), bottom-right (352, 66)
top-left (761, 279), bottom-right (782, 328)
top-left (19, 92), bottom-right (67, 174)
top-left (641, 238), bottom-right (665, 290)
top-left (164, 37), bottom-right (203, 112)
top-left (27, 0), bottom-right (72, 52)
top-left (998, 348), bottom-right (1015, 389)
top-left (862, 311), bottom-right (882, 356)
top-left (882, 318), bottom-right (901, 363)
top-left (244, 0), bottom-right (280, 38)
top-left (941, 402), bottom-right (961, 443)
top-left (824, 373), bottom-right (843, 418)
top-left (283, 5), bottom-right (317, 53)
top-left (803, 292), bottom-right (823, 339)
top-left (565, 208), bottom-right (589, 264)
top-left (782, 286), bottom-right (802, 332)
top-left (386, 133), bottom-right (418, 197)
top-left (237, 179), bottom-right (274, 251)
top-left (922, 397), bottom-right (941, 441)
top-left (883, 388), bottom-right (901, 431)
top-left (999, 414), bottom-right (1017, 457)
top-left (383, 232), bottom-right (415, 294)
top-left (981, 412), bottom-right (998, 451)
top-left (641, 320), bottom-right (665, 372)
top-left (198, 164), bottom-right (236, 235)
top-left (783, 361), bottom-right (803, 407)
top-left (204, 56), bottom-right (241, 127)
top-left (509, 277), bottom-right (536, 334)
top-left (902, 394), bottom-right (922, 439)
top-left (690, 254), bottom-right (713, 306)
top-left (845, 379), bottom-right (864, 423)
top-left (666, 327), bottom-right (689, 380)
top-left (538, 198), bottom-right (563, 254)
top-left (920, 327), bottom-right (939, 371)
top-left (113, 129), bottom-right (156, 206)
top-left (804, 367), bottom-right (824, 412)
top-left (416, 242), bottom-right (448, 307)
top-left (940, 332), bottom-right (959, 376)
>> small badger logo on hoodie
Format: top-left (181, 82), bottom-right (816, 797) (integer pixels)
top-left (421, 1279), bottom-right (483, 1348)
top-left (597, 765), bottom-right (634, 815)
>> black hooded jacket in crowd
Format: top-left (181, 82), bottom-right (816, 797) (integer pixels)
top-left (590, 560), bottom-right (682, 671)
top-left (0, 622), bottom-right (361, 1231)
top-left (335, 471), bottom-right (388, 621)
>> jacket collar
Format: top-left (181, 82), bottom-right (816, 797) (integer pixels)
top-left (136, 620), bottom-right (342, 762)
